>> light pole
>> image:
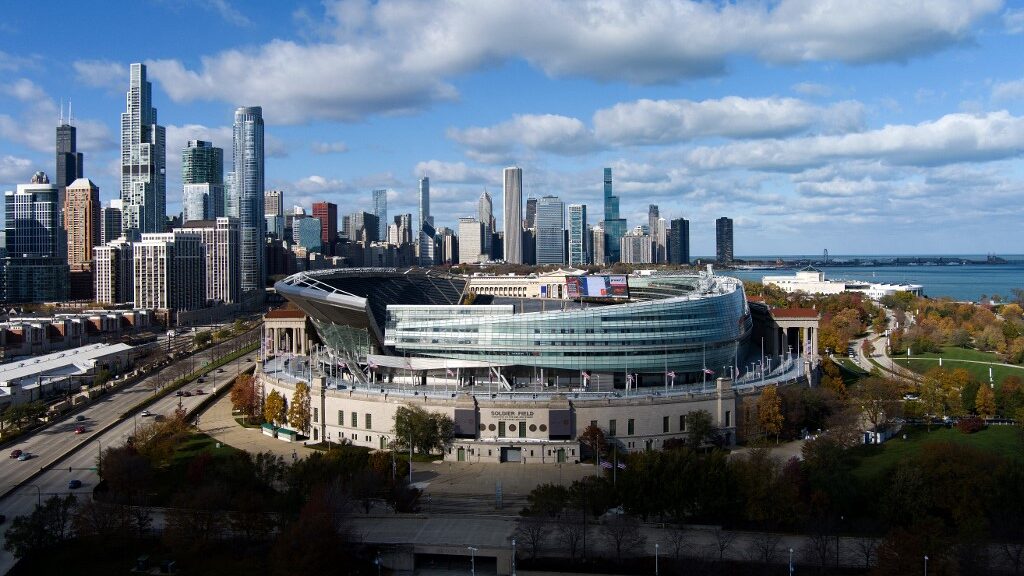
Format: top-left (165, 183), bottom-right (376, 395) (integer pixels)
top-left (655, 543), bottom-right (659, 576)
top-left (789, 548), bottom-right (794, 576)
top-left (511, 538), bottom-right (516, 576)
top-left (924, 555), bottom-right (928, 576)
top-left (468, 546), bottom-right (478, 576)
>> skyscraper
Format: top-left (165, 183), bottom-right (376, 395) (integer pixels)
top-left (100, 199), bottom-right (123, 245)
top-left (668, 217), bottom-right (690, 265)
top-left (232, 106), bottom-right (265, 298)
top-left (620, 228), bottom-right (653, 264)
top-left (133, 232), bottom-right (205, 311)
top-left (63, 178), bottom-right (100, 272)
top-left (3, 172), bottom-right (68, 302)
top-left (177, 217), bottom-right (240, 305)
top-left (55, 102), bottom-right (84, 216)
top-left (94, 238), bottom-right (134, 305)
top-left (591, 223), bottom-right (606, 266)
top-left (264, 190), bottom-right (284, 217)
top-left (418, 177), bottom-right (434, 266)
top-left (372, 189), bottom-right (388, 241)
top-left (296, 217), bottom-right (322, 253)
top-left (458, 217), bottom-right (484, 264)
top-left (535, 195), bottom-right (565, 265)
top-left (120, 63), bottom-right (166, 237)
top-left (716, 217), bottom-right (734, 263)
top-left (602, 168), bottom-right (627, 263)
top-left (312, 201), bottom-right (338, 255)
top-left (502, 166), bottom-right (522, 264)
top-left (568, 204), bottom-right (588, 266)
top-left (525, 197), bottom-right (538, 229)
top-left (182, 140), bottom-right (223, 219)
top-left (648, 205), bottom-right (667, 263)
top-left (478, 190), bottom-right (493, 259)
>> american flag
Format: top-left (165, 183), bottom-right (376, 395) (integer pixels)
top-left (581, 370), bottom-right (591, 382)
top-left (703, 368), bottom-right (715, 376)
top-left (446, 368), bottom-right (455, 377)
top-left (666, 370), bottom-right (676, 379)
top-left (616, 462), bottom-right (627, 470)
top-left (600, 460), bottom-right (613, 469)
top-left (626, 374), bottom-right (634, 385)
top-left (367, 359), bottom-right (378, 369)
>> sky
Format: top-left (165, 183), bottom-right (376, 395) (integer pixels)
top-left (1, 0), bottom-right (1024, 257)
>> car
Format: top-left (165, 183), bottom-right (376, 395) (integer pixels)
top-left (74, 426), bottom-right (86, 434)
top-left (17, 453), bottom-right (31, 461)
top-left (141, 410), bottom-right (152, 417)
top-left (175, 390), bottom-right (183, 397)
top-left (198, 377), bottom-right (205, 383)
top-left (183, 391), bottom-right (192, 397)
top-left (194, 389), bottom-right (205, 395)
top-left (217, 368), bottom-right (224, 373)
top-left (68, 480), bottom-right (82, 490)
top-left (75, 415), bottom-right (86, 422)
top-left (9, 449), bottom-right (22, 459)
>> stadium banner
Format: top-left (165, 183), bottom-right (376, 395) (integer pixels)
top-left (566, 275), bottom-right (630, 300)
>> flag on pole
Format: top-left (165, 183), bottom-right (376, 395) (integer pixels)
top-left (368, 359), bottom-right (378, 369)
top-left (626, 374), bottom-right (634, 385)
top-left (703, 368), bottom-right (715, 376)
top-left (581, 370), bottom-right (591, 382)
top-left (446, 368), bottom-right (455, 377)
top-left (616, 461), bottom-right (627, 470)
top-left (666, 370), bottom-right (676, 381)
top-left (600, 460), bottom-right (613, 469)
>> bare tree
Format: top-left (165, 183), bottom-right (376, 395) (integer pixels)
top-left (998, 541), bottom-right (1024, 576)
top-left (747, 531), bottom-right (782, 565)
top-left (599, 514), bottom-right (647, 563)
top-left (706, 526), bottom-right (736, 562)
top-left (513, 515), bottom-right (553, 561)
top-left (850, 535), bottom-right (879, 571)
top-left (557, 510), bottom-right (586, 562)
top-left (665, 522), bottom-right (691, 560)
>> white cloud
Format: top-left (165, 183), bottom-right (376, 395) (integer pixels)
top-left (593, 97), bottom-right (864, 145)
top-left (0, 155), bottom-right (33, 184)
top-left (448, 114), bottom-right (600, 159)
top-left (1004, 7), bottom-right (1024, 34)
top-left (208, 0), bottom-right (253, 27)
top-left (413, 160), bottom-right (494, 184)
top-left (684, 111), bottom-right (1024, 171)
top-left (311, 141), bottom-right (349, 154)
top-left (792, 82), bottom-right (833, 97)
top-left (0, 78), bottom-right (115, 154)
top-left (992, 78), bottom-right (1024, 101)
top-left (141, 0), bottom-right (999, 124)
top-left (72, 59), bottom-right (128, 91)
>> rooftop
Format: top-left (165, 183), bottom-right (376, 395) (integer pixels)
top-left (0, 342), bottom-right (133, 384)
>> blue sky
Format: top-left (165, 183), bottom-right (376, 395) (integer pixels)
top-left (2, 0), bottom-right (1024, 256)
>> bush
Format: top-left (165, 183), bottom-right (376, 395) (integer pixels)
top-left (956, 416), bottom-right (985, 434)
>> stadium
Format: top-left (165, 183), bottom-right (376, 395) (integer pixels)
top-left (257, 268), bottom-right (817, 462)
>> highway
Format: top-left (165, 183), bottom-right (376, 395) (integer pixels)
top-left (0, 332), bottom-right (258, 575)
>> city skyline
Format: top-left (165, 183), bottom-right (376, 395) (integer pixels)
top-left (1, 2), bottom-right (1023, 255)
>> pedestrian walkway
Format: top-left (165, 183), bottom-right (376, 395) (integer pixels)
top-left (728, 438), bottom-right (805, 461)
top-left (198, 391), bottom-right (319, 462)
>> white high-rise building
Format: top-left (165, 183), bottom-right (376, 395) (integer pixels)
top-left (133, 232), bottom-right (205, 311)
top-left (502, 167), bottom-right (522, 264)
top-left (535, 195), bottom-right (565, 265)
top-left (457, 217), bottom-right (484, 264)
top-left (120, 63), bottom-right (166, 237)
top-left (655, 217), bottom-right (668, 263)
top-left (94, 238), bottom-right (134, 305)
top-left (620, 229), bottom-right (653, 264)
top-left (177, 217), bottom-right (240, 305)
top-left (232, 106), bottom-right (265, 299)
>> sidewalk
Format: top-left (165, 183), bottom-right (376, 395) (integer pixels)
top-left (728, 438), bottom-right (805, 461)
top-left (198, 391), bottom-right (320, 461)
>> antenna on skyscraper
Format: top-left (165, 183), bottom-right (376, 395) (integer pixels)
top-left (59, 98), bottom-right (64, 125)
top-left (68, 98), bottom-right (73, 126)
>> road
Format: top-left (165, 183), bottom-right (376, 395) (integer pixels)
top-left (0, 336), bottom-right (258, 575)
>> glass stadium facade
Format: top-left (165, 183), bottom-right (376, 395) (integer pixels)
top-left (275, 269), bottom-right (751, 384)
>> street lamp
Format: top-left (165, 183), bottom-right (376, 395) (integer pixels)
top-left (924, 555), bottom-right (928, 576)
top-left (789, 548), bottom-right (794, 576)
top-left (467, 547), bottom-right (478, 576)
top-left (511, 538), bottom-right (516, 576)
top-left (655, 543), bottom-right (659, 576)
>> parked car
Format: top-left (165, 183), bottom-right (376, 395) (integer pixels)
top-left (194, 389), bottom-right (205, 395)
top-left (183, 391), bottom-right (192, 397)
top-left (9, 449), bottom-right (22, 459)
top-left (74, 426), bottom-right (86, 434)
top-left (17, 453), bottom-right (31, 461)
top-left (141, 410), bottom-right (152, 417)
top-left (75, 415), bottom-right (86, 422)
top-left (68, 480), bottom-right (82, 489)
top-left (175, 391), bottom-right (183, 397)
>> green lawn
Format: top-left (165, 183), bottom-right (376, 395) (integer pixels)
top-left (894, 350), bottom-right (1024, 387)
top-left (836, 358), bottom-right (869, 386)
top-left (851, 425), bottom-right (1024, 482)
top-left (170, 432), bottom-right (244, 464)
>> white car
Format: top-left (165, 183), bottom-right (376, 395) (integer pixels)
top-left (141, 410), bottom-right (152, 417)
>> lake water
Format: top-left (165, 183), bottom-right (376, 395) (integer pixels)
top-left (719, 257), bottom-right (1024, 302)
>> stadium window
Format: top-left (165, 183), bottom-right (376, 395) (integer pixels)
top-left (627, 419), bottom-right (634, 435)
top-left (365, 413), bottom-right (372, 429)
top-left (313, 408), bottom-right (318, 423)
top-left (680, 414), bottom-right (686, 432)
top-left (338, 410), bottom-right (344, 425)
top-left (351, 411), bottom-right (358, 427)
top-left (609, 419), bottom-right (617, 437)
top-left (663, 416), bottom-right (668, 433)
top-left (725, 411), bottom-right (731, 427)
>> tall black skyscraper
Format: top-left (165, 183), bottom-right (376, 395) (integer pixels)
top-left (716, 217), bottom-right (734, 263)
top-left (669, 217), bottom-right (690, 265)
top-left (55, 102), bottom-right (84, 214)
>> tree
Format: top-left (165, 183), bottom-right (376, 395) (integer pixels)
top-left (578, 423), bottom-right (607, 461)
top-left (526, 483), bottom-right (570, 517)
top-left (975, 383), bottom-right (996, 419)
top-left (230, 374), bottom-right (260, 422)
top-left (757, 385), bottom-right (784, 443)
top-left (556, 509), bottom-right (586, 562)
top-left (857, 376), bottom-right (903, 433)
top-left (820, 360), bottom-right (847, 400)
top-left (600, 513), bottom-right (647, 563)
top-left (264, 389), bottom-right (286, 426)
top-left (393, 405), bottom-right (454, 455)
top-left (998, 375), bottom-right (1024, 417)
top-left (3, 494), bottom-right (78, 558)
top-left (687, 409), bottom-right (716, 449)
top-left (514, 515), bottom-right (553, 561)
top-left (287, 381), bottom-right (312, 433)
top-left (193, 330), bottom-right (212, 347)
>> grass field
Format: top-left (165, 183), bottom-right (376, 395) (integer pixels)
top-left (836, 358), bottom-right (869, 386)
top-left (170, 432), bottom-right (244, 464)
top-left (894, 352), bottom-right (1024, 387)
top-left (851, 424), bottom-right (1024, 481)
